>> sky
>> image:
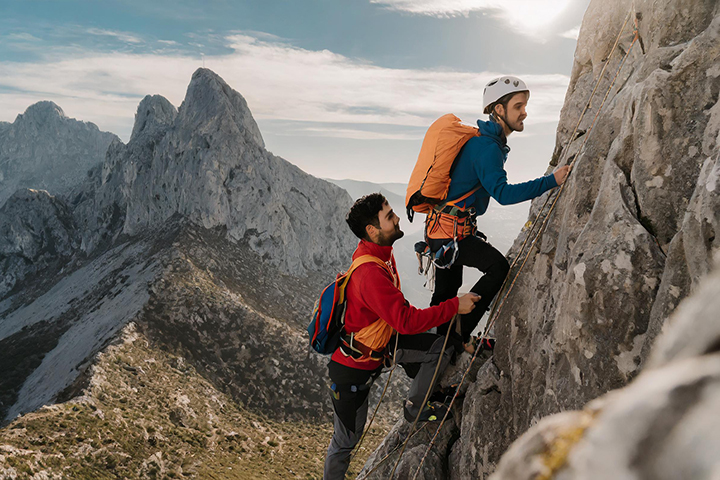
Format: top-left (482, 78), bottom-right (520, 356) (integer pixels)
top-left (0, 0), bottom-right (591, 184)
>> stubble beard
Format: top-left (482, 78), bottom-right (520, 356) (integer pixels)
top-left (378, 226), bottom-right (404, 246)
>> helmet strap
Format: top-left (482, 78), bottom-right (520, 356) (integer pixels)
top-left (500, 112), bottom-right (515, 133)
top-left (491, 107), bottom-right (515, 134)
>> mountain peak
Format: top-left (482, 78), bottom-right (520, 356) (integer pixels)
top-left (130, 95), bottom-right (177, 142)
top-left (179, 68), bottom-right (264, 148)
top-left (20, 101), bottom-right (66, 122)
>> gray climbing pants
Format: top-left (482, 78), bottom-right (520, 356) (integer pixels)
top-left (395, 333), bottom-right (454, 418)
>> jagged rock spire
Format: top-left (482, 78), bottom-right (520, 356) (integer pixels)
top-left (131, 95), bottom-right (177, 142)
top-left (0, 101), bottom-right (118, 207)
top-left (76, 68), bottom-right (352, 276)
top-left (179, 68), bottom-right (265, 148)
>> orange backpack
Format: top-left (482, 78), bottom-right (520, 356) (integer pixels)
top-left (405, 114), bottom-right (480, 221)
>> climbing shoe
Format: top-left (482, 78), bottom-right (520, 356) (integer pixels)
top-left (464, 336), bottom-right (496, 355)
top-left (404, 401), bottom-right (453, 423)
top-left (429, 384), bottom-right (461, 404)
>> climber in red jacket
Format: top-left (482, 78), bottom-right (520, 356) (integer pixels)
top-left (323, 193), bottom-right (479, 480)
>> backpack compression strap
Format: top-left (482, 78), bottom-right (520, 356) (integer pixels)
top-left (436, 184), bottom-right (481, 211)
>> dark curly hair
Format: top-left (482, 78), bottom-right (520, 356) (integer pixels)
top-left (346, 193), bottom-right (387, 239)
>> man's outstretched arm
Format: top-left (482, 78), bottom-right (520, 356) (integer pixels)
top-left (355, 265), bottom-right (478, 335)
top-left (472, 143), bottom-right (567, 205)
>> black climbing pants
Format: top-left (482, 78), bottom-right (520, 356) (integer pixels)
top-left (430, 235), bottom-right (510, 344)
top-left (323, 333), bottom-right (453, 479)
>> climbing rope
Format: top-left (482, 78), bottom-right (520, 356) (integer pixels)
top-left (409, 8), bottom-right (643, 479)
top-left (387, 314), bottom-right (457, 479)
top-left (355, 423), bottom-right (431, 479)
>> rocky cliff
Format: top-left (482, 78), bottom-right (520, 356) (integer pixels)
top-left (0, 101), bottom-right (118, 207)
top-left (491, 254), bottom-right (720, 480)
top-left (364, 0), bottom-right (720, 478)
top-left (0, 189), bottom-right (79, 299)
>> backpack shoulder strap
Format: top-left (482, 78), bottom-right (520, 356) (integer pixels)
top-left (346, 255), bottom-right (394, 280)
top-left (338, 255), bottom-right (396, 296)
top-left (434, 184), bottom-right (481, 211)
top-left (336, 255), bottom-right (393, 305)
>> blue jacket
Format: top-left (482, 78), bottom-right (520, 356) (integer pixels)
top-left (446, 119), bottom-right (557, 215)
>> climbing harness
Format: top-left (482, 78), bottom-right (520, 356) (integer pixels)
top-left (407, 8), bottom-right (644, 480)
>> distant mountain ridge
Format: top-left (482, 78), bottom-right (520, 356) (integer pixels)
top-left (71, 69), bottom-right (355, 276)
top-left (0, 101), bottom-right (118, 207)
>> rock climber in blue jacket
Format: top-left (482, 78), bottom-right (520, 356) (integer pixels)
top-left (430, 76), bottom-right (570, 352)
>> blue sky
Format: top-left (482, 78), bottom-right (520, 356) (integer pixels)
top-left (0, 0), bottom-right (590, 183)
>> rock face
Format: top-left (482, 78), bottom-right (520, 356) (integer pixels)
top-left (0, 101), bottom-right (118, 207)
top-left (75, 68), bottom-right (354, 276)
top-left (371, 0), bottom-right (720, 478)
top-left (0, 189), bottom-right (79, 298)
top-left (491, 257), bottom-right (720, 480)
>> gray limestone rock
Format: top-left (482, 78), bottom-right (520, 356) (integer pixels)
top-left (75, 68), bottom-right (355, 276)
top-left (0, 101), bottom-right (118, 207)
top-left (491, 260), bottom-right (720, 480)
top-left (0, 189), bottom-right (79, 298)
top-left (358, 414), bottom-right (459, 480)
top-left (130, 95), bottom-right (177, 142)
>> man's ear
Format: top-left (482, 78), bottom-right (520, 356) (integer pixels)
top-left (494, 103), bottom-right (505, 118)
top-left (365, 223), bottom-right (377, 241)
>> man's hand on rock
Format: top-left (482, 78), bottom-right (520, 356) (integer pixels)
top-left (554, 165), bottom-right (570, 186)
top-left (458, 293), bottom-right (480, 314)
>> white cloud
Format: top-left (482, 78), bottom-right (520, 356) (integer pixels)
top-left (371, 0), bottom-right (573, 36)
top-left (6, 33), bottom-right (42, 42)
top-left (277, 126), bottom-right (424, 141)
top-left (0, 33), bottom-right (569, 142)
top-left (560, 26), bottom-right (580, 39)
top-left (158, 40), bottom-right (180, 45)
top-left (86, 28), bottom-right (143, 44)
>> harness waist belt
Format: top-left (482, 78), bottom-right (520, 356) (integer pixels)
top-left (435, 204), bottom-right (476, 218)
top-left (340, 333), bottom-right (386, 361)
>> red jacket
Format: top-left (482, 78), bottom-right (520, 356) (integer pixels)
top-left (331, 239), bottom-right (460, 370)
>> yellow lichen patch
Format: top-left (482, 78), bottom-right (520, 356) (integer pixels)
top-left (536, 410), bottom-right (595, 480)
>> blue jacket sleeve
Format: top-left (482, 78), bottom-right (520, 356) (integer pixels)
top-left (474, 142), bottom-right (558, 206)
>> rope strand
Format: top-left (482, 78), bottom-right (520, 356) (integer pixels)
top-left (387, 314), bottom-right (457, 479)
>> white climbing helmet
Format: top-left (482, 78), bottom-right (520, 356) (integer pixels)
top-left (482, 76), bottom-right (530, 114)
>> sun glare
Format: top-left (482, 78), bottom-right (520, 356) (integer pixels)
top-left (500, 0), bottom-right (574, 32)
